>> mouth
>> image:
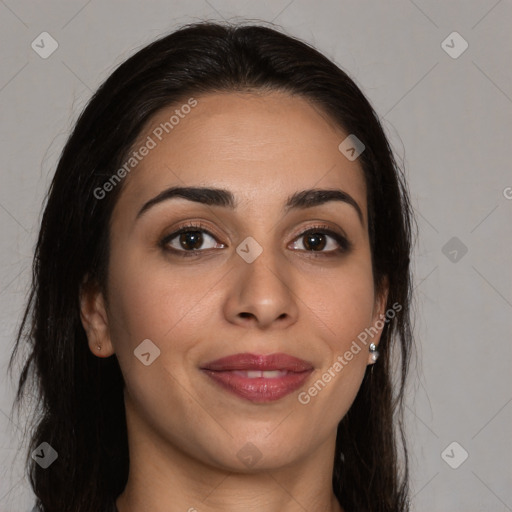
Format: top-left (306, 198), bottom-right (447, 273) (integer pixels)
top-left (200, 353), bottom-right (314, 403)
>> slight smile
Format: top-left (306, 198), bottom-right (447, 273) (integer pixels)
top-left (200, 353), bottom-right (315, 403)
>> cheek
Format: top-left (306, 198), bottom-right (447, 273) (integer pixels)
top-left (304, 261), bottom-right (376, 348)
top-left (106, 249), bottom-right (220, 360)
top-left (296, 260), bottom-right (375, 407)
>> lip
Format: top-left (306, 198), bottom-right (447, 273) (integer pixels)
top-left (201, 352), bottom-right (314, 372)
top-left (200, 353), bottom-right (314, 403)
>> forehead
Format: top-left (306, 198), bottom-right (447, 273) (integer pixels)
top-left (114, 91), bottom-right (367, 224)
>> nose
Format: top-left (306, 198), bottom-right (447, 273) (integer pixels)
top-left (223, 242), bottom-right (299, 330)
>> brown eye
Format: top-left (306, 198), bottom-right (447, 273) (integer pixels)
top-left (302, 232), bottom-right (327, 251)
top-left (290, 226), bottom-right (351, 254)
top-left (176, 231), bottom-right (204, 250)
top-left (163, 229), bottom-right (220, 253)
top-left (159, 222), bottom-right (225, 257)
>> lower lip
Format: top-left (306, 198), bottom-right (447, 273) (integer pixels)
top-left (201, 369), bottom-right (313, 403)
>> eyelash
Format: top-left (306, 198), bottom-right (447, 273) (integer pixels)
top-left (159, 221), bottom-right (352, 258)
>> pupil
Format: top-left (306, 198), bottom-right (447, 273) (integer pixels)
top-left (305, 233), bottom-right (325, 251)
top-left (180, 231), bottom-right (202, 250)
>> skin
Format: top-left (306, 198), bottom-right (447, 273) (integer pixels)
top-left (80, 90), bottom-right (388, 512)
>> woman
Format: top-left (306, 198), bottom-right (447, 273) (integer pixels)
top-left (9, 21), bottom-right (416, 512)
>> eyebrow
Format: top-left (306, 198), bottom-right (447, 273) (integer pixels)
top-left (135, 186), bottom-right (364, 226)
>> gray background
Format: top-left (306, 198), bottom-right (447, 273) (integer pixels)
top-left (1, 1), bottom-right (511, 511)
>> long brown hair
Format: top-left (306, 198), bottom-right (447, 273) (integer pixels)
top-left (9, 21), bottom-right (416, 512)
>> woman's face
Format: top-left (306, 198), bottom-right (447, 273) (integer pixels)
top-left (83, 90), bottom-right (388, 471)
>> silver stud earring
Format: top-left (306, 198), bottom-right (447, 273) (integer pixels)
top-left (369, 342), bottom-right (379, 363)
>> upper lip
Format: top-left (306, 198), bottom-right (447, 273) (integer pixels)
top-left (200, 353), bottom-right (314, 372)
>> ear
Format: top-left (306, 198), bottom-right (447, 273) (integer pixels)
top-left (79, 275), bottom-right (115, 357)
top-left (367, 275), bottom-right (389, 365)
